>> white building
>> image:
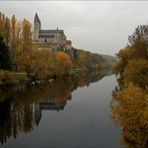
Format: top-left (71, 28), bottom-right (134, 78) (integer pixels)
top-left (33, 13), bottom-right (72, 50)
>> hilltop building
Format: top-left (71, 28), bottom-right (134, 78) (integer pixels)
top-left (33, 13), bottom-right (72, 51)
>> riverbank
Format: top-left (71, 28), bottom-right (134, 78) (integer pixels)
top-left (0, 71), bottom-right (28, 86)
top-left (0, 67), bottom-right (112, 86)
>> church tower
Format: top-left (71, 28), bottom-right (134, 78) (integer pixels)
top-left (34, 13), bottom-right (41, 41)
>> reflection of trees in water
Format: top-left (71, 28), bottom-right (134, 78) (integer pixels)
top-left (0, 71), bottom-right (110, 145)
top-left (0, 98), bottom-right (34, 144)
top-left (110, 84), bottom-right (148, 148)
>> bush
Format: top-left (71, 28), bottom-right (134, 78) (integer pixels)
top-left (11, 73), bottom-right (28, 83)
top-left (0, 70), bottom-right (28, 85)
top-left (0, 70), bottom-right (11, 83)
top-left (69, 67), bottom-right (81, 76)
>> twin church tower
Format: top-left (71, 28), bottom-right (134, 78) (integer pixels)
top-left (33, 13), bottom-right (72, 50)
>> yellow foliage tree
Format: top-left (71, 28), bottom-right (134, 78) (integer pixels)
top-left (54, 51), bottom-right (73, 76)
top-left (111, 25), bottom-right (148, 147)
top-left (26, 48), bottom-right (50, 80)
top-left (110, 84), bottom-right (148, 147)
top-left (123, 59), bottom-right (148, 88)
top-left (113, 25), bottom-right (148, 89)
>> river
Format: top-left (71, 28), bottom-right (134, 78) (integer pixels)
top-left (0, 72), bottom-right (122, 148)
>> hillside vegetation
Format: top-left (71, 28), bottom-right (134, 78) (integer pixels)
top-left (0, 11), bottom-right (113, 85)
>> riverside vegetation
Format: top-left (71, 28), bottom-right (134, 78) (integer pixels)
top-left (111, 25), bottom-right (148, 147)
top-left (0, 12), bottom-right (114, 86)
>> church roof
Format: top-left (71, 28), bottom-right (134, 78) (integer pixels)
top-left (39, 34), bottom-right (55, 38)
top-left (39, 30), bottom-right (64, 33)
top-left (34, 13), bottom-right (41, 24)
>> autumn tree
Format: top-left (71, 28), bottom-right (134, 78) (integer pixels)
top-left (110, 84), bottom-right (148, 147)
top-left (54, 51), bottom-right (73, 76)
top-left (126, 25), bottom-right (148, 62)
top-left (10, 15), bottom-right (18, 71)
top-left (22, 19), bottom-right (32, 53)
top-left (4, 17), bottom-right (11, 46)
top-left (14, 19), bottom-right (32, 72)
top-left (25, 48), bottom-right (52, 81)
top-left (0, 12), bottom-right (5, 37)
top-left (111, 25), bottom-right (148, 147)
top-left (0, 12), bottom-right (33, 72)
top-left (0, 12), bottom-right (11, 47)
top-left (113, 25), bottom-right (148, 88)
top-left (123, 59), bottom-right (148, 88)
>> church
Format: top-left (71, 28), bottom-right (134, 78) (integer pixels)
top-left (33, 13), bottom-right (72, 51)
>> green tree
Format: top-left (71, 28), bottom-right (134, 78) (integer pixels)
top-left (0, 36), bottom-right (11, 70)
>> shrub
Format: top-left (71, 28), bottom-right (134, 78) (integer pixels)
top-left (0, 70), bottom-right (11, 83)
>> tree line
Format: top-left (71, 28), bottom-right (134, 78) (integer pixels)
top-left (0, 12), bottom-right (32, 71)
top-left (111, 25), bottom-right (148, 147)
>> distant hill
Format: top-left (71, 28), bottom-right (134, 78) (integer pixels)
top-left (66, 48), bottom-right (115, 73)
top-left (100, 54), bottom-right (116, 61)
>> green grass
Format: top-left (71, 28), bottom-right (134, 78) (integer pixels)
top-left (11, 73), bottom-right (28, 83)
top-left (0, 71), bottom-right (28, 86)
top-left (69, 67), bottom-right (81, 76)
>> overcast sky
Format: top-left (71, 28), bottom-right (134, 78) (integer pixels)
top-left (0, 1), bottom-right (148, 55)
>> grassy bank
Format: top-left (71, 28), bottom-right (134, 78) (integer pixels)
top-left (0, 70), bottom-right (28, 86)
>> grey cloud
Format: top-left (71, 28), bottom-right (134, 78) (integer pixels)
top-left (0, 1), bottom-right (148, 55)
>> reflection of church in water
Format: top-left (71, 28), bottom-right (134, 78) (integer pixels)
top-left (33, 95), bottom-right (72, 126)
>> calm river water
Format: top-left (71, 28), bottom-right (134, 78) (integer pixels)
top-left (0, 72), bottom-right (121, 148)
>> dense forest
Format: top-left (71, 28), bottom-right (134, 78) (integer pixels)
top-left (111, 25), bottom-right (148, 147)
top-left (0, 11), bottom-right (113, 85)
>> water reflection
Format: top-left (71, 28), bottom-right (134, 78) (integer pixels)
top-left (0, 71), bottom-right (109, 145)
